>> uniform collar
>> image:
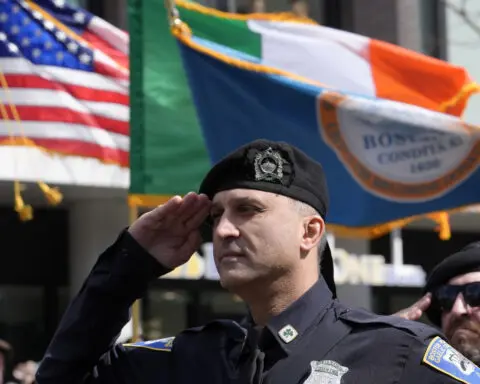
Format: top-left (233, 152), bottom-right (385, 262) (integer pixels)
top-left (243, 278), bottom-right (334, 354)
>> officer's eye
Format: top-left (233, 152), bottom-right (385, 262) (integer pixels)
top-left (209, 210), bottom-right (223, 223)
top-left (237, 204), bottom-right (264, 214)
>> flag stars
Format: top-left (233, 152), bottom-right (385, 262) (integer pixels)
top-left (32, 11), bottom-right (42, 20)
top-left (44, 40), bottom-right (52, 49)
top-left (12, 4), bottom-right (20, 13)
top-left (23, 17), bottom-right (30, 25)
top-left (0, 12), bottom-right (8, 22)
top-left (44, 20), bottom-right (54, 31)
top-left (55, 31), bottom-right (66, 42)
top-left (67, 41), bottom-right (78, 53)
top-left (32, 48), bottom-right (41, 58)
top-left (56, 51), bottom-right (64, 61)
top-left (8, 42), bottom-right (18, 53)
top-left (10, 25), bottom-right (19, 34)
top-left (34, 29), bottom-right (42, 37)
top-left (73, 12), bottom-right (86, 23)
top-left (79, 52), bottom-right (92, 64)
top-left (21, 37), bottom-right (30, 46)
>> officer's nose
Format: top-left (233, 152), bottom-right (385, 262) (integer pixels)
top-left (450, 293), bottom-right (471, 316)
top-left (214, 214), bottom-right (240, 239)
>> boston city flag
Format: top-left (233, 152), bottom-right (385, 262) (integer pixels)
top-left (128, 0), bottom-right (480, 238)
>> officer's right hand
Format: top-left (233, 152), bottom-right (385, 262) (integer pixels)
top-left (128, 192), bottom-right (211, 269)
top-left (393, 293), bottom-right (432, 321)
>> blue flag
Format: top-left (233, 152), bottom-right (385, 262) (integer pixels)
top-left (177, 35), bottom-right (480, 238)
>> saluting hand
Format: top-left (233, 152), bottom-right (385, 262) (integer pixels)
top-left (128, 192), bottom-right (211, 269)
top-left (393, 293), bottom-right (432, 321)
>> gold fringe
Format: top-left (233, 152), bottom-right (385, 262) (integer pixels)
top-left (439, 82), bottom-right (480, 113)
top-left (176, 0), bottom-right (317, 25)
top-left (171, 21), bottom-right (329, 88)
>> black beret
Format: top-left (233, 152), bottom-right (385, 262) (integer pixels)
top-left (424, 241), bottom-right (480, 326)
top-left (199, 139), bottom-right (336, 297)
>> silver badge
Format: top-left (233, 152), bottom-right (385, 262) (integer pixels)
top-left (303, 360), bottom-right (349, 384)
top-left (254, 147), bottom-right (284, 182)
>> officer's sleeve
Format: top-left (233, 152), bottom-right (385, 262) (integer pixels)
top-left (35, 230), bottom-right (171, 384)
top-left (400, 336), bottom-right (480, 383)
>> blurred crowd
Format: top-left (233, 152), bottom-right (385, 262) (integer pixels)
top-left (0, 340), bottom-right (37, 384)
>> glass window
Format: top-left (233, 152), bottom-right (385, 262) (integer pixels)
top-left (143, 290), bottom-right (189, 339)
top-left (0, 286), bottom-right (45, 362)
top-left (200, 290), bottom-right (248, 322)
top-left (419, 0), bottom-right (446, 58)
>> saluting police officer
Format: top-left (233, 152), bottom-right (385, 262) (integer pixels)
top-left (36, 140), bottom-right (478, 383)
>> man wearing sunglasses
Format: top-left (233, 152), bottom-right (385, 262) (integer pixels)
top-left (397, 242), bottom-right (480, 365)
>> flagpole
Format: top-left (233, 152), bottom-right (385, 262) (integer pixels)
top-left (390, 228), bottom-right (403, 267)
top-left (164, 0), bottom-right (179, 26)
top-left (129, 204), bottom-right (141, 342)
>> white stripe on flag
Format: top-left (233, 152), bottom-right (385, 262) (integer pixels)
top-left (0, 121), bottom-right (129, 150)
top-left (0, 88), bottom-right (129, 121)
top-left (89, 15), bottom-right (129, 55)
top-left (0, 58), bottom-right (128, 93)
top-left (247, 20), bottom-right (376, 96)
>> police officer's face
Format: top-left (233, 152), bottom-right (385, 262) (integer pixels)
top-left (210, 189), bottom-right (314, 291)
top-left (441, 272), bottom-right (480, 364)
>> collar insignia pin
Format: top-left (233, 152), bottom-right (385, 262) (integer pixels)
top-left (278, 324), bottom-right (298, 344)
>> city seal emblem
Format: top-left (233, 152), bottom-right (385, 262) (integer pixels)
top-left (303, 360), bottom-right (349, 384)
top-left (318, 91), bottom-right (480, 202)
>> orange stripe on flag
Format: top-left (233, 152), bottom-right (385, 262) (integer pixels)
top-left (369, 39), bottom-right (472, 116)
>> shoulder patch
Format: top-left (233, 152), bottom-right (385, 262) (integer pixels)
top-left (422, 336), bottom-right (480, 383)
top-left (123, 337), bottom-right (175, 352)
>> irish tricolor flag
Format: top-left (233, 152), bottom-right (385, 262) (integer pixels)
top-left (178, 0), bottom-right (477, 116)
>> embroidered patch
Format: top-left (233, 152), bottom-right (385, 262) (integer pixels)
top-left (278, 324), bottom-right (298, 343)
top-left (123, 337), bottom-right (175, 352)
top-left (303, 360), bottom-right (349, 384)
top-left (423, 336), bottom-right (480, 383)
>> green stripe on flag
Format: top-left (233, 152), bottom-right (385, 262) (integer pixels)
top-left (128, 0), bottom-right (211, 200)
top-left (178, 5), bottom-right (262, 58)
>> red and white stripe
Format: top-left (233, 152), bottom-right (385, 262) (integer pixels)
top-left (0, 16), bottom-right (130, 169)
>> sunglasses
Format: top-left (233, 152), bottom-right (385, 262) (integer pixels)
top-left (433, 282), bottom-right (480, 312)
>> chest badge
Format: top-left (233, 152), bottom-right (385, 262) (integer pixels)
top-left (303, 360), bottom-right (349, 384)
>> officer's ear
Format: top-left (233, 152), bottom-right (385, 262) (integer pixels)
top-left (300, 215), bottom-right (324, 253)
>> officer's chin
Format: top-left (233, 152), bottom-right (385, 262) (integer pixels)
top-left (217, 268), bottom-right (254, 292)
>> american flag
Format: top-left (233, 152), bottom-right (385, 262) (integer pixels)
top-left (0, 0), bottom-right (129, 167)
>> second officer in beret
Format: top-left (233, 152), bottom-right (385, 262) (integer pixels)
top-left (36, 139), bottom-right (477, 383)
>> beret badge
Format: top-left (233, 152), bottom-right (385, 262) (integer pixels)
top-left (254, 147), bottom-right (285, 183)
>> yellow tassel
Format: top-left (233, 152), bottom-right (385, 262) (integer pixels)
top-left (13, 182), bottom-right (33, 221)
top-left (427, 212), bottom-right (451, 240)
top-left (37, 182), bottom-right (63, 206)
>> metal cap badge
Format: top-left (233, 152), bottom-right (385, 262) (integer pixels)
top-left (254, 147), bottom-right (285, 182)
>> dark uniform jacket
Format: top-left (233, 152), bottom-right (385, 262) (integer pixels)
top-left (36, 231), bottom-right (480, 383)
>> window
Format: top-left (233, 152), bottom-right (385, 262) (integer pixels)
top-left (419, 0), bottom-right (447, 58)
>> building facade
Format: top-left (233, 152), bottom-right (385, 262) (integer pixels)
top-left (0, 0), bottom-right (478, 362)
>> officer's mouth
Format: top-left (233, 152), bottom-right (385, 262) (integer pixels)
top-left (218, 252), bottom-right (246, 264)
